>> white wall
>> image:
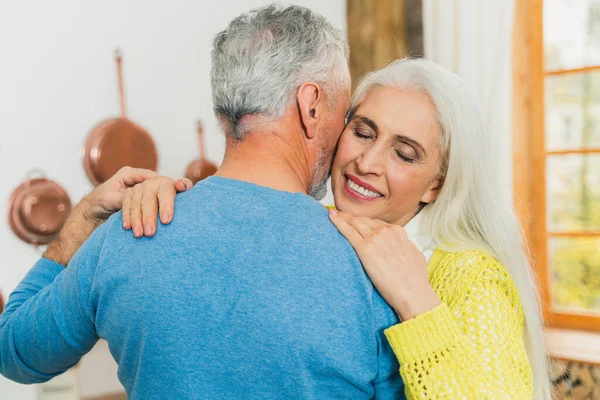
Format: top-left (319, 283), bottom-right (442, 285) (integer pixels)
top-left (0, 1), bottom-right (345, 398)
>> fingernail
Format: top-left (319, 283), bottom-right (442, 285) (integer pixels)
top-left (161, 213), bottom-right (170, 223)
top-left (145, 225), bottom-right (153, 236)
top-left (123, 220), bottom-right (129, 229)
top-left (329, 209), bottom-right (338, 216)
top-left (134, 227), bottom-right (142, 237)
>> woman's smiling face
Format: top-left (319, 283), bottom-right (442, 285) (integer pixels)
top-left (331, 86), bottom-right (443, 226)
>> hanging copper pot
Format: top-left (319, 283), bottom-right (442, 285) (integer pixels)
top-left (8, 172), bottom-right (72, 246)
top-left (83, 49), bottom-right (158, 186)
top-left (184, 120), bottom-right (218, 185)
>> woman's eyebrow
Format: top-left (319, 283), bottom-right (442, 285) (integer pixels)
top-left (394, 135), bottom-right (427, 156)
top-left (354, 114), bottom-right (427, 156)
top-left (354, 115), bottom-right (379, 132)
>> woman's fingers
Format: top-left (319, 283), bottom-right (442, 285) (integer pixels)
top-left (129, 184), bottom-right (145, 238)
top-left (334, 211), bottom-right (378, 239)
top-left (175, 178), bottom-right (193, 193)
top-left (328, 210), bottom-right (364, 249)
top-left (157, 179), bottom-right (178, 225)
top-left (122, 175), bottom-right (188, 237)
top-left (122, 188), bottom-right (133, 230)
top-left (119, 167), bottom-right (158, 188)
top-left (140, 184), bottom-right (160, 237)
top-left (119, 173), bottom-right (188, 237)
top-left (349, 219), bottom-right (373, 239)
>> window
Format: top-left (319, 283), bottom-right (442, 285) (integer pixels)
top-left (516, 0), bottom-right (600, 331)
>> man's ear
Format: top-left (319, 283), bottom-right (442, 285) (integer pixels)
top-left (297, 82), bottom-right (322, 139)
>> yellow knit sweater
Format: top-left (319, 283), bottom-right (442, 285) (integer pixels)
top-left (384, 248), bottom-right (533, 399)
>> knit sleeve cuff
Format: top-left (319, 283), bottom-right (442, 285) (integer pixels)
top-left (22, 257), bottom-right (65, 288)
top-left (384, 303), bottom-right (464, 362)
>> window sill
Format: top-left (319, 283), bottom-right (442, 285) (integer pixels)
top-left (545, 328), bottom-right (600, 365)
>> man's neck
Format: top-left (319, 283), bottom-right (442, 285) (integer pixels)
top-left (215, 127), bottom-right (313, 195)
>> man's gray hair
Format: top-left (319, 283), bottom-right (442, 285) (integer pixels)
top-left (211, 4), bottom-right (350, 140)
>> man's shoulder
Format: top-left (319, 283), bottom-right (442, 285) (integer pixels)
top-left (97, 211), bottom-right (133, 247)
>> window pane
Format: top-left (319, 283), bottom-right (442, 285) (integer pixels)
top-left (550, 237), bottom-right (600, 313)
top-left (545, 72), bottom-right (600, 150)
top-left (545, 0), bottom-right (600, 71)
top-left (547, 154), bottom-right (600, 231)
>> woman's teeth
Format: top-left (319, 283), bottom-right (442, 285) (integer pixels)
top-left (347, 178), bottom-right (382, 198)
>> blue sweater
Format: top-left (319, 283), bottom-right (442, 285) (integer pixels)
top-left (0, 177), bottom-right (404, 399)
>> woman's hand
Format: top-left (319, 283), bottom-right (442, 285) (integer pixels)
top-left (329, 210), bottom-right (441, 321)
top-left (121, 176), bottom-right (193, 238)
top-left (83, 167), bottom-right (160, 223)
top-left (44, 167), bottom-right (180, 266)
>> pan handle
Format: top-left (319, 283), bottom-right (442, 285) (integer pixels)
top-left (197, 120), bottom-right (207, 161)
top-left (24, 168), bottom-right (47, 183)
top-left (114, 48), bottom-right (127, 118)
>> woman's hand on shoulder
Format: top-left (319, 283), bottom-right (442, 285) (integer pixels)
top-left (44, 167), bottom-right (191, 266)
top-left (82, 166), bottom-right (192, 237)
top-left (120, 174), bottom-right (193, 238)
top-left (83, 167), bottom-right (159, 223)
top-left (329, 210), bottom-right (441, 321)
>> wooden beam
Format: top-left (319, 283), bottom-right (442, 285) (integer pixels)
top-left (512, 0), bottom-right (550, 319)
top-left (548, 232), bottom-right (600, 237)
top-left (347, 0), bottom-right (408, 89)
top-left (546, 64), bottom-right (600, 76)
top-left (547, 148), bottom-right (600, 155)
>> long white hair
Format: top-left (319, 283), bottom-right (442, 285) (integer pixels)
top-left (351, 58), bottom-right (550, 399)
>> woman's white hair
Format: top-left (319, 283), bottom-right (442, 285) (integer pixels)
top-left (352, 58), bottom-right (550, 399)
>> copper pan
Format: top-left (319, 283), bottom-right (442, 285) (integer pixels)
top-left (184, 121), bottom-right (218, 185)
top-left (83, 49), bottom-right (158, 186)
top-left (8, 172), bottom-right (72, 246)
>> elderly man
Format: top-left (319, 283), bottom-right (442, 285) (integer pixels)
top-left (0, 5), bottom-right (403, 399)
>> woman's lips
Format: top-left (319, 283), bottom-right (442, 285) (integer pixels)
top-left (343, 174), bottom-right (383, 201)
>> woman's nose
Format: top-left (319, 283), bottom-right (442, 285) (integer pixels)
top-left (355, 146), bottom-right (384, 176)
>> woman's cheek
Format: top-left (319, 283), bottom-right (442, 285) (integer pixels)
top-left (386, 167), bottom-right (423, 200)
top-left (333, 137), bottom-right (354, 168)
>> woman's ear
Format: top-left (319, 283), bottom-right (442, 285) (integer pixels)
top-left (420, 177), bottom-right (443, 204)
top-left (297, 82), bottom-right (322, 139)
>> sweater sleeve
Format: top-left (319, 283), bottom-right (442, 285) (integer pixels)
top-left (0, 222), bottom-right (110, 384)
top-left (384, 257), bottom-right (533, 400)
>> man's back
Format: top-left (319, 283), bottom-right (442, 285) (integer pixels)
top-left (97, 177), bottom-right (402, 398)
top-left (0, 177), bottom-right (403, 399)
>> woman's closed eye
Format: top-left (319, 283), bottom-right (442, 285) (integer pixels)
top-left (352, 127), bottom-right (374, 140)
top-left (395, 150), bottom-right (416, 163)
top-left (395, 144), bottom-right (418, 163)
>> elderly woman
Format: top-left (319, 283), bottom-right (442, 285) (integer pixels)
top-left (63, 58), bottom-right (550, 399)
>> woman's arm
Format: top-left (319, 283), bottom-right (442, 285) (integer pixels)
top-left (385, 256), bottom-right (532, 399)
top-left (42, 167), bottom-right (190, 266)
top-left (329, 212), bottom-right (532, 399)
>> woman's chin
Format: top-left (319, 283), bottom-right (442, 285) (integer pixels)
top-left (333, 193), bottom-right (409, 225)
top-left (333, 195), bottom-right (374, 218)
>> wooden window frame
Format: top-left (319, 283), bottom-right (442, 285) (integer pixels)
top-left (513, 0), bottom-right (600, 332)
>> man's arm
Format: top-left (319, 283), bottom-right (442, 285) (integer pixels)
top-left (0, 205), bottom-right (110, 383)
top-left (373, 329), bottom-right (405, 399)
top-left (1, 199), bottom-right (103, 329)
top-left (42, 198), bottom-right (104, 266)
top-left (372, 298), bottom-right (405, 399)
top-left (0, 167), bottom-right (180, 383)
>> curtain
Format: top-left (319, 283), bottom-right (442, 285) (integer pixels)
top-left (422, 0), bottom-right (516, 199)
